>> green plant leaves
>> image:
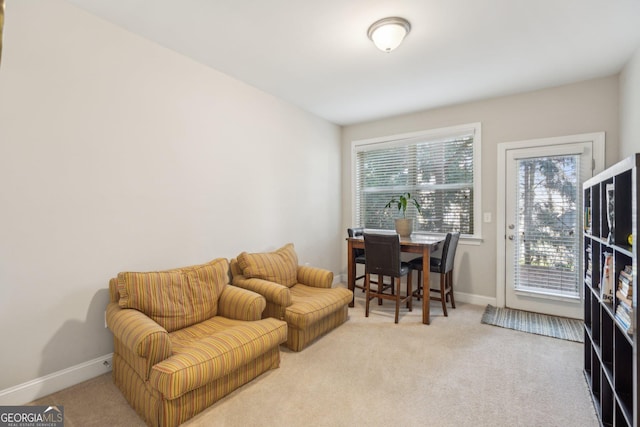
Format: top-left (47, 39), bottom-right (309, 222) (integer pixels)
top-left (384, 192), bottom-right (421, 218)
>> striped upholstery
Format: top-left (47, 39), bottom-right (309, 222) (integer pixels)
top-left (113, 345), bottom-right (281, 427)
top-left (117, 259), bottom-right (230, 332)
top-left (109, 277), bottom-right (120, 302)
top-left (107, 303), bottom-right (172, 380)
top-left (230, 275), bottom-right (292, 308)
top-left (151, 317), bottom-right (287, 399)
top-left (287, 305), bottom-right (349, 352)
top-left (230, 257), bottom-right (291, 320)
top-left (286, 284), bottom-right (352, 329)
top-left (231, 247), bottom-right (352, 352)
top-left (237, 243), bottom-right (298, 287)
top-left (106, 259), bottom-right (287, 427)
top-left (216, 285), bottom-right (266, 321)
top-left (286, 285), bottom-right (351, 351)
top-left (296, 265), bottom-right (333, 289)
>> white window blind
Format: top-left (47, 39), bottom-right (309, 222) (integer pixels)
top-left (513, 155), bottom-right (581, 298)
top-left (353, 125), bottom-right (479, 236)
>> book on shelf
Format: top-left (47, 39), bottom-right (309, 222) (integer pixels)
top-left (620, 264), bottom-right (633, 281)
top-left (615, 264), bottom-right (635, 334)
top-left (585, 273), bottom-right (592, 286)
top-left (616, 290), bottom-right (632, 311)
top-left (619, 280), bottom-right (633, 298)
top-left (601, 252), bottom-right (614, 302)
top-left (606, 183), bottom-right (615, 244)
top-left (585, 244), bottom-right (592, 285)
top-left (615, 312), bottom-right (634, 335)
top-left (616, 305), bottom-right (631, 322)
top-left (618, 265), bottom-right (634, 298)
top-left (584, 206), bottom-right (592, 233)
top-left (615, 296), bottom-right (634, 333)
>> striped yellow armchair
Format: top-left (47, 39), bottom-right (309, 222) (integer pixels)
top-left (231, 244), bottom-right (352, 351)
top-left (106, 258), bottom-right (287, 427)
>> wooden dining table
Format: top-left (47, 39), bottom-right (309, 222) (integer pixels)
top-left (346, 234), bottom-right (444, 325)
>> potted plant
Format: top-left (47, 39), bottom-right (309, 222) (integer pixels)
top-left (384, 192), bottom-right (421, 237)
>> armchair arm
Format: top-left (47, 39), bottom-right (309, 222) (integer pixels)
top-left (217, 285), bottom-right (266, 321)
top-left (297, 265), bottom-right (333, 288)
top-left (232, 275), bottom-right (292, 307)
top-left (106, 302), bottom-right (172, 378)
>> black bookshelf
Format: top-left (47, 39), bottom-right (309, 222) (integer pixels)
top-left (583, 154), bottom-right (639, 427)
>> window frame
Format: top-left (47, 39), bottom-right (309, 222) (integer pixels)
top-left (351, 122), bottom-right (482, 242)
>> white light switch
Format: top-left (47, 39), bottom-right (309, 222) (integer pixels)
top-left (483, 212), bottom-right (492, 223)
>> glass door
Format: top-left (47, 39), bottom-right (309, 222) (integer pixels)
top-left (504, 143), bottom-right (593, 318)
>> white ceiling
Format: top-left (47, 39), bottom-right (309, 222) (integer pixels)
top-left (66, 0), bottom-right (640, 125)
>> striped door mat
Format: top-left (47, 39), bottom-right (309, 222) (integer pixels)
top-left (481, 305), bottom-right (583, 343)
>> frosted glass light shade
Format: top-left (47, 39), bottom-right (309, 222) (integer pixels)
top-left (367, 17), bottom-right (411, 52)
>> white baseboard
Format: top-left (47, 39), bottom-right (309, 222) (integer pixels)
top-left (332, 274), bottom-right (343, 286)
top-left (453, 291), bottom-right (496, 307)
top-left (0, 353), bottom-right (113, 405)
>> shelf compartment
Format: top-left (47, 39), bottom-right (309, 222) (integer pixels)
top-left (583, 154), bottom-right (639, 427)
top-left (602, 374), bottom-right (614, 426)
top-left (614, 325), bottom-right (634, 423)
top-left (601, 309), bottom-right (614, 380)
top-left (615, 401), bottom-right (631, 427)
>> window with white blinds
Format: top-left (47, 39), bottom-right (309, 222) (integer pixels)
top-left (353, 123), bottom-right (481, 237)
top-left (513, 155), bottom-right (582, 298)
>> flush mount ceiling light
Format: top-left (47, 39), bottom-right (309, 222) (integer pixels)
top-left (367, 17), bottom-right (411, 52)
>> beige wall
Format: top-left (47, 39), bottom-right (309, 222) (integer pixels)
top-left (342, 76), bottom-right (620, 304)
top-left (0, 1), bottom-right (341, 394)
top-left (620, 45), bottom-right (640, 158)
top-left (0, 0), bottom-right (634, 404)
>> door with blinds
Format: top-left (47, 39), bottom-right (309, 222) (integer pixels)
top-left (504, 142), bottom-right (594, 319)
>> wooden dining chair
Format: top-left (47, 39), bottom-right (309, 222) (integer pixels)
top-left (363, 232), bottom-right (413, 323)
top-left (348, 227), bottom-right (366, 292)
top-left (410, 232), bottom-right (460, 316)
top-left (350, 227), bottom-right (388, 297)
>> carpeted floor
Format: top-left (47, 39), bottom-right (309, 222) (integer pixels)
top-left (480, 304), bottom-right (584, 342)
top-left (31, 294), bottom-right (598, 427)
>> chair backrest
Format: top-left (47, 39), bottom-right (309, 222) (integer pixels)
top-left (363, 232), bottom-right (402, 277)
top-left (348, 227), bottom-right (365, 257)
top-left (439, 232), bottom-right (460, 274)
top-left (347, 227), bottom-right (364, 238)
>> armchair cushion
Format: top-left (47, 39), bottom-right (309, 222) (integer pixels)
top-left (287, 284), bottom-right (352, 329)
top-left (150, 317), bottom-right (287, 399)
top-left (237, 243), bottom-right (298, 287)
top-left (117, 258), bottom-right (229, 332)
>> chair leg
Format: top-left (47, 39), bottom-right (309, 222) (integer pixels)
top-left (449, 270), bottom-right (456, 309)
top-left (440, 273), bottom-right (448, 317)
top-left (406, 271), bottom-right (413, 311)
top-left (394, 277), bottom-right (400, 324)
top-left (378, 274), bottom-right (384, 305)
top-left (365, 273), bottom-right (371, 318)
top-left (415, 270), bottom-right (422, 301)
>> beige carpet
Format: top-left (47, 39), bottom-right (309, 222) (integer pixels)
top-left (31, 294), bottom-right (599, 427)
